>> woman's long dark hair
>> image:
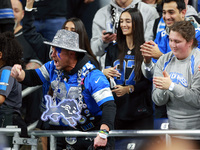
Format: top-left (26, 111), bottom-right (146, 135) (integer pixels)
top-left (62, 18), bottom-right (98, 64)
top-left (117, 8), bottom-right (144, 82)
top-left (0, 32), bottom-right (23, 66)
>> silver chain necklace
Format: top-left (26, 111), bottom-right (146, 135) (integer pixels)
top-left (52, 69), bottom-right (84, 110)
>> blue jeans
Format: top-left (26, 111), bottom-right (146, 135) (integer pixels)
top-left (34, 17), bottom-right (66, 41)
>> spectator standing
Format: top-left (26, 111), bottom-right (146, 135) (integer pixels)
top-left (145, 0), bottom-right (200, 41)
top-left (11, 30), bottom-right (116, 150)
top-left (152, 21), bottom-right (200, 144)
top-left (141, 0), bottom-right (200, 119)
top-left (0, 32), bottom-right (28, 147)
top-left (91, 0), bottom-right (159, 70)
top-left (140, 0), bottom-right (200, 64)
top-left (103, 8), bottom-right (153, 130)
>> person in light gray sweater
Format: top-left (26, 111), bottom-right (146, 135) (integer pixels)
top-left (152, 21), bottom-right (200, 132)
top-left (91, 0), bottom-right (159, 70)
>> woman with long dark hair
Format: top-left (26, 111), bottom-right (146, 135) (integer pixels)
top-left (103, 8), bottom-right (153, 130)
top-left (62, 18), bottom-right (99, 68)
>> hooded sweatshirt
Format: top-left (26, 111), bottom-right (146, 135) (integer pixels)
top-left (91, 0), bottom-right (159, 69)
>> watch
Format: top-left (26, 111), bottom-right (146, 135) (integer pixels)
top-left (129, 86), bottom-right (134, 94)
top-left (169, 82), bottom-right (175, 91)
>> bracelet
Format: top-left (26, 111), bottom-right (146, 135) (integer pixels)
top-left (25, 7), bottom-right (33, 11)
top-left (144, 61), bottom-right (154, 71)
top-left (98, 129), bottom-right (109, 139)
top-left (98, 132), bottom-right (108, 139)
top-left (99, 129), bottom-right (109, 134)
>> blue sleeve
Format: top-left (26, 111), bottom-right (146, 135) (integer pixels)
top-left (195, 29), bottom-right (200, 49)
top-left (0, 69), bottom-right (13, 97)
top-left (153, 31), bottom-right (170, 63)
top-left (35, 61), bottom-right (54, 83)
top-left (84, 70), bottom-right (114, 106)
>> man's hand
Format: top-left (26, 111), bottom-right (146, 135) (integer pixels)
top-left (153, 70), bottom-right (172, 90)
top-left (11, 64), bottom-right (25, 82)
top-left (140, 40), bottom-right (163, 61)
top-left (112, 85), bottom-right (129, 97)
top-left (103, 66), bottom-right (121, 79)
top-left (102, 30), bottom-right (116, 44)
top-left (93, 135), bottom-right (107, 149)
top-left (26, 0), bottom-right (34, 9)
top-left (198, 65), bottom-right (200, 71)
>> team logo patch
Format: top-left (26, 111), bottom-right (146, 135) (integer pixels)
top-left (41, 95), bottom-right (81, 127)
top-left (170, 72), bottom-right (188, 87)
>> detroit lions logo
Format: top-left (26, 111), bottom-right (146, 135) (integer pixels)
top-left (169, 72), bottom-right (188, 87)
top-left (41, 95), bottom-right (81, 127)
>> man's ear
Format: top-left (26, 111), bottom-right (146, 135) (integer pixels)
top-left (181, 9), bottom-right (186, 19)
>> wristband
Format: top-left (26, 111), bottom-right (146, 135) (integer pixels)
top-left (169, 82), bottom-right (175, 91)
top-left (25, 7), bottom-right (33, 11)
top-left (98, 129), bottom-right (109, 139)
top-left (98, 132), bottom-right (108, 139)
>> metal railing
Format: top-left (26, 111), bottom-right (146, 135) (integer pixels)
top-left (22, 86), bottom-right (42, 98)
top-left (3, 87), bottom-right (197, 149)
top-left (3, 128), bottom-right (200, 150)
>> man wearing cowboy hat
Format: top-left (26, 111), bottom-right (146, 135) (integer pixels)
top-left (11, 29), bottom-right (116, 150)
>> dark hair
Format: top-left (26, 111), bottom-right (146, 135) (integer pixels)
top-left (117, 8), bottom-right (144, 82)
top-left (169, 21), bottom-right (198, 48)
top-left (62, 18), bottom-right (98, 64)
top-left (0, 32), bottom-right (23, 66)
top-left (162, 0), bottom-right (186, 12)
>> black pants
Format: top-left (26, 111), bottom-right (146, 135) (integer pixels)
top-left (115, 115), bottom-right (154, 130)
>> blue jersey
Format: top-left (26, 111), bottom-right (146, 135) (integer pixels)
top-left (35, 60), bottom-right (114, 127)
top-left (152, 27), bottom-right (200, 63)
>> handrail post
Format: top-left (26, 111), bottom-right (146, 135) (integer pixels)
top-left (12, 132), bottom-right (20, 150)
top-left (166, 133), bottom-right (171, 148)
top-left (31, 135), bottom-right (37, 150)
top-left (50, 134), bottom-right (56, 150)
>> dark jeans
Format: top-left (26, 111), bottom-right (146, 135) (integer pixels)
top-left (34, 17), bottom-right (66, 41)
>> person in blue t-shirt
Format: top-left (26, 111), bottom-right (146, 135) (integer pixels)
top-left (11, 29), bottom-right (116, 150)
top-left (140, 0), bottom-right (200, 64)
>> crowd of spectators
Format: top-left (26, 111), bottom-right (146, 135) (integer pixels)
top-left (0, 0), bottom-right (200, 149)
